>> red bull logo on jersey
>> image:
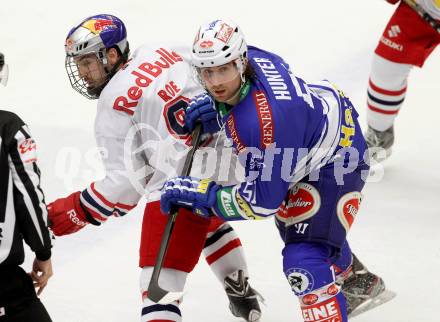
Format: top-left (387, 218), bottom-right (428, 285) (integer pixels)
top-left (113, 48), bottom-right (184, 115)
top-left (82, 19), bottom-right (116, 35)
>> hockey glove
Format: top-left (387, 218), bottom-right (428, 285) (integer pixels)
top-left (160, 176), bottom-right (221, 217)
top-left (47, 191), bottom-right (92, 236)
top-left (185, 93), bottom-right (221, 134)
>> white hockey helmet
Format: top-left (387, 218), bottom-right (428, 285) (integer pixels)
top-left (192, 19), bottom-right (247, 68)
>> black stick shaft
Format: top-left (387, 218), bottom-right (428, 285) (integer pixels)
top-left (147, 124), bottom-right (203, 303)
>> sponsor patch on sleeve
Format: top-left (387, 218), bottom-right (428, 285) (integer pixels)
top-left (18, 138), bottom-right (37, 163)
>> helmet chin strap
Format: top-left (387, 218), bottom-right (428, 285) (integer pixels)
top-left (224, 85), bottom-right (242, 105)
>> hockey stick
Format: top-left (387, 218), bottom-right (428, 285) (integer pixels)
top-left (402, 0), bottom-right (440, 33)
top-left (147, 124), bottom-right (203, 304)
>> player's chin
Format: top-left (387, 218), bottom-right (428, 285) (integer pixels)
top-left (212, 90), bottom-right (229, 102)
top-left (214, 97), bottom-right (227, 103)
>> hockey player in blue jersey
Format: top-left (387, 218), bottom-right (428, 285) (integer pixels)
top-left (160, 20), bottom-right (392, 321)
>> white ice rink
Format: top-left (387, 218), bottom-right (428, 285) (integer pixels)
top-left (1, 0), bottom-right (439, 321)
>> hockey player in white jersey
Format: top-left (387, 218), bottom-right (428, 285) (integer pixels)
top-left (365, 0), bottom-right (440, 158)
top-left (48, 14), bottom-right (261, 322)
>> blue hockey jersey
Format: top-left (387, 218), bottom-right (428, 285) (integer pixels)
top-left (212, 46), bottom-right (367, 221)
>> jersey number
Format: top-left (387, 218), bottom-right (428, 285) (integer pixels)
top-left (163, 96), bottom-right (190, 140)
top-left (290, 76), bottom-right (317, 109)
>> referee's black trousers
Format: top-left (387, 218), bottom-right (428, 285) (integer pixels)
top-left (0, 266), bottom-right (52, 322)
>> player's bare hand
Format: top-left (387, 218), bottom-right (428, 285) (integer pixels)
top-left (30, 257), bottom-right (53, 296)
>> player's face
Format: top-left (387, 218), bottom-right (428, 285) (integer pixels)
top-left (75, 54), bottom-right (106, 89)
top-left (199, 62), bottom-right (241, 102)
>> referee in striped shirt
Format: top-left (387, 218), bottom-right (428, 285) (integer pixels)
top-left (0, 53), bottom-right (53, 321)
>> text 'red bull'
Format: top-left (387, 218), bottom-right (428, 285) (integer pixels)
top-left (113, 48), bottom-right (183, 115)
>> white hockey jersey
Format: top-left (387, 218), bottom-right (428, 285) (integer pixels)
top-left (79, 44), bottom-right (241, 223)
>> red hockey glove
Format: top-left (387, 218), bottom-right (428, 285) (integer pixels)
top-left (385, 0), bottom-right (400, 4)
top-left (47, 191), bottom-right (91, 236)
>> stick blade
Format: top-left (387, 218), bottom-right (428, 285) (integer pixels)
top-left (147, 282), bottom-right (184, 304)
top-left (157, 291), bottom-right (185, 305)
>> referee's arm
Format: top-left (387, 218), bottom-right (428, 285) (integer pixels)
top-left (8, 122), bottom-right (52, 260)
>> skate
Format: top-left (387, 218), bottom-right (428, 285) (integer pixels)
top-left (365, 125), bottom-right (394, 160)
top-left (225, 270), bottom-right (262, 322)
top-left (341, 255), bottom-right (396, 319)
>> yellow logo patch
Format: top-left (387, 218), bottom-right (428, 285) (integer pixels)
top-left (197, 179), bottom-right (211, 194)
top-left (339, 108), bottom-right (356, 148)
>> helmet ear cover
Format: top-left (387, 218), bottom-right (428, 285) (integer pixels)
top-left (101, 43), bottom-right (130, 72)
top-left (110, 42), bottom-right (130, 64)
